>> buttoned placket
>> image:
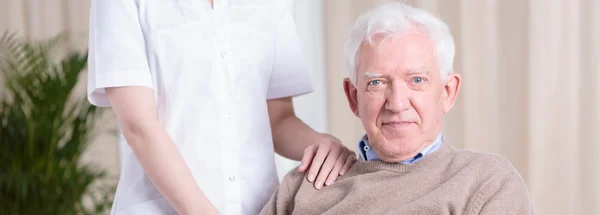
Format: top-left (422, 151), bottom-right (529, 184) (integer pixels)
top-left (213, 0), bottom-right (242, 214)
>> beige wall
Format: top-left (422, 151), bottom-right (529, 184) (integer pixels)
top-left (325, 0), bottom-right (600, 214)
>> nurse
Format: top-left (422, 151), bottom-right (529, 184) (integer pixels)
top-left (87, 0), bottom-right (356, 214)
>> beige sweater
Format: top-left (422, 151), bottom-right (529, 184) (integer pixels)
top-left (260, 142), bottom-right (532, 215)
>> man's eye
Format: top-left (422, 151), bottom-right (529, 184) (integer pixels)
top-left (369, 80), bottom-right (382, 86)
top-left (411, 77), bottom-right (425, 84)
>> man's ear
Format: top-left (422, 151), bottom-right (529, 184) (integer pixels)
top-left (343, 78), bottom-right (360, 117)
top-left (442, 73), bottom-right (461, 114)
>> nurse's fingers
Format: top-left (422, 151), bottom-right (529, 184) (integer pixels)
top-left (325, 151), bottom-right (349, 187)
top-left (314, 144), bottom-right (341, 189)
top-left (299, 145), bottom-right (317, 172)
top-left (307, 142), bottom-right (332, 183)
top-left (339, 152), bottom-right (357, 175)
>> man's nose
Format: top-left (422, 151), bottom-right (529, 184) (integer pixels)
top-left (384, 84), bottom-right (410, 113)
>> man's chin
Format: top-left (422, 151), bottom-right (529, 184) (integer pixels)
top-left (380, 125), bottom-right (418, 139)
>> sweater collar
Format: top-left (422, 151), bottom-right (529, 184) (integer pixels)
top-left (353, 138), bottom-right (454, 174)
top-left (358, 133), bottom-right (444, 164)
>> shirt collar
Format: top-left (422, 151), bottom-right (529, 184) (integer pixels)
top-left (358, 133), bottom-right (443, 164)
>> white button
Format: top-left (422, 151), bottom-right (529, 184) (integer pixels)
top-left (220, 52), bottom-right (227, 58)
top-left (225, 113), bottom-right (231, 119)
top-left (228, 176), bottom-right (236, 182)
top-left (363, 145), bottom-right (370, 151)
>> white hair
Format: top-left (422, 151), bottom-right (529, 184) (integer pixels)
top-left (344, 2), bottom-right (455, 84)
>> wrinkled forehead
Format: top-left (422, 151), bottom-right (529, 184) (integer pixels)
top-left (356, 32), bottom-right (439, 78)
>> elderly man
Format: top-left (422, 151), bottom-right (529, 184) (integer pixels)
top-left (259, 2), bottom-right (532, 215)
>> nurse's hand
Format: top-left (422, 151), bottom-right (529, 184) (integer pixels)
top-left (298, 133), bottom-right (357, 189)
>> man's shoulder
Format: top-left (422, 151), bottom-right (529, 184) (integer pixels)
top-left (449, 148), bottom-right (523, 179)
top-left (447, 149), bottom-right (532, 213)
top-left (282, 166), bottom-right (306, 180)
top-left (280, 166), bottom-right (308, 191)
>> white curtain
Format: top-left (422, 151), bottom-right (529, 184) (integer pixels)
top-left (0, 0), bottom-right (90, 50)
top-left (324, 0), bottom-right (600, 214)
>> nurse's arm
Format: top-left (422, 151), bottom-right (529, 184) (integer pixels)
top-left (106, 86), bottom-right (219, 215)
top-left (268, 97), bottom-right (356, 189)
top-left (268, 97), bottom-right (322, 161)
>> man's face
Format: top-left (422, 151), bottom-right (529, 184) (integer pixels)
top-left (343, 29), bottom-right (461, 163)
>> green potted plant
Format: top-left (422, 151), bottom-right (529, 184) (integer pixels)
top-left (0, 31), bottom-right (114, 215)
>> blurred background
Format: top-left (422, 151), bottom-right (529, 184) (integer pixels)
top-left (1, 0), bottom-right (598, 214)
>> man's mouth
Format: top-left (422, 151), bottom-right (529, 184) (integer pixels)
top-left (382, 121), bottom-right (415, 128)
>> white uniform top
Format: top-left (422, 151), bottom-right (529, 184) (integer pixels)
top-left (87, 0), bottom-right (313, 214)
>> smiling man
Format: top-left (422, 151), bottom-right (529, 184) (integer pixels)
top-left (259, 2), bottom-right (532, 215)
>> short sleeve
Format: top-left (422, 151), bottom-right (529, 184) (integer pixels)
top-left (266, 2), bottom-right (313, 100)
top-left (87, 0), bottom-right (153, 107)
